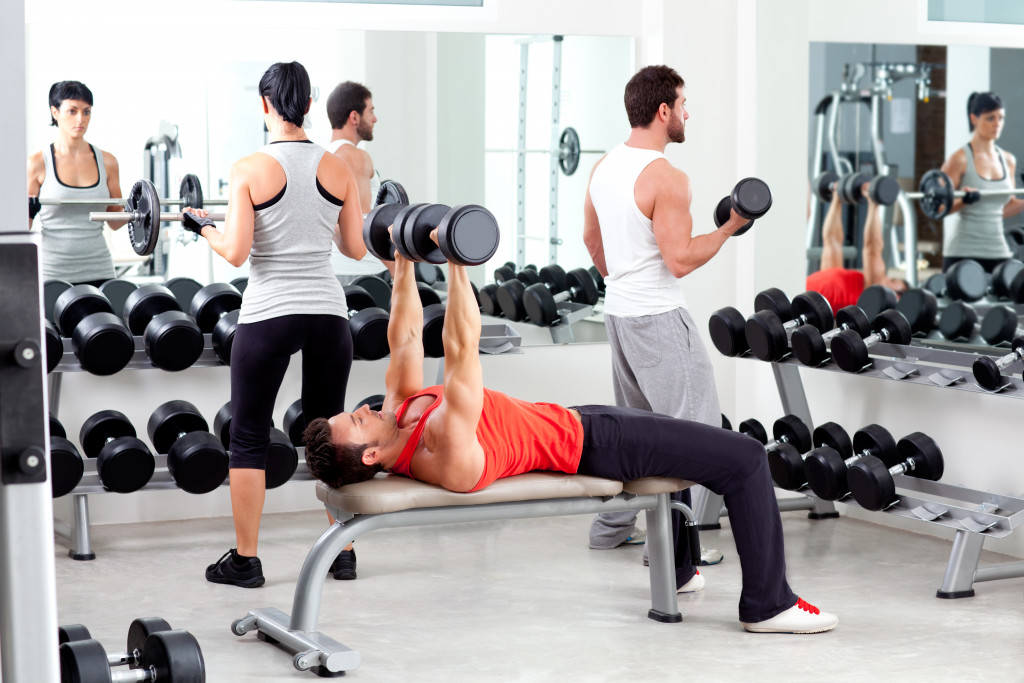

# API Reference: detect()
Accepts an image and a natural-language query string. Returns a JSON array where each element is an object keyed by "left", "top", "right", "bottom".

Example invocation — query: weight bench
[{"left": 232, "top": 472, "right": 696, "bottom": 677}]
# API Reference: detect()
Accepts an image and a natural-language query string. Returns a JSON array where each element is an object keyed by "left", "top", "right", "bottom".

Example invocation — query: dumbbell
[
  {"left": 803, "top": 424, "right": 898, "bottom": 502},
  {"left": 924, "top": 260, "right": 987, "bottom": 302},
  {"left": 895, "top": 288, "right": 941, "bottom": 337},
  {"left": 59, "top": 629, "right": 205, "bottom": 682},
  {"left": 937, "top": 301, "right": 982, "bottom": 342},
  {"left": 836, "top": 172, "right": 901, "bottom": 206},
  {"left": 829, "top": 309, "right": 912, "bottom": 373},
  {"left": 708, "top": 306, "right": 750, "bottom": 357},
  {"left": 522, "top": 267, "right": 600, "bottom": 326},
  {"left": 58, "top": 617, "right": 172, "bottom": 669},
  {"left": 283, "top": 400, "right": 308, "bottom": 447},
  {"left": 790, "top": 305, "right": 871, "bottom": 366},
  {"left": 99, "top": 279, "right": 140, "bottom": 319},
  {"left": 744, "top": 290, "right": 834, "bottom": 362},
  {"left": 855, "top": 285, "right": 898, "bottom": 322},
  {"left": 493, "top": 264, "right": 537, "bottom": 285},
  {"left": 53, "top": 284, "right": 135, "bottom": 375},
  {"left": 720, "top": 414, "right": 732, "bottom": 431},
  {"left": 418, "top": 282, "right": 443, "bottom": 308},
  {"left": 49, "top": 415, "right": 84, "bottom": 498},
  {"left": 354, "top": 394, "right": 386, "bottom": 412},
  {"left": 229, "top": 276, "right": 249, "bottom": 296},
  {"left": 189, "top": 283, "right": 242, "bottom": 365},
  {"left": 423, "top": 303, "right": 446, "bottom": 357},
  {"left": 972, "top": 337, "right": 1024, "bottom": 391},
  {"left": 768, "top": 422, "right": 852, "bottom": 491},
  {"left": 123, "top": 285, "right": 204, "bottom": 372},
  {"left": 388, "top": 202, "right": 501, "bottom": 266},
  {"left": 45, "top": 319, "right": 63, "bottom": 373},
  {"left": 988, "top": 258, "right": 1024, "bottom": 300},
  {"left": 147, "top": 401, "right": 229, "bottom": 494},
  {"left": 737, "top": 415, "right": 812, "bottom": 455},
  {"left": 213, "top": 402, "right": 297, "bottom": 489},
  {"left": 414, "top": 262, "right": 445, "bottom": 286},
  {"left": 164, "top": 276, "right": 204, "bottom": 313},
  {"left": 588, "top": 266, "right": 605, "bottom": 296},
  {"left": 362, "top": 203, "right": 406, "bottom": 262},
  {"left": 847, "top": 432, "right": 944, "bottom": 511},
  {"left": 44, "top": 279, "right": 72, "bottom": 324},
  {"left": 345, "top": 284, "right": 390, "bottom": 361},
  {"left": 350, "top": 274, "right": 392, "bottom": 310},
  {"left": 980, "top": 305, "right": 1024, "bottom": 346},
  {"left": 79, "top": 410, "right": 156, "bottom": 494},
  {"left": 478, "top": 283, "right": 502, "bottom": 316},
  {"left": 811, "top": 170, "right": 840, "bottom": 203},
  {"left": 712, "top": 177, "right": 773, "bottom": 236}
]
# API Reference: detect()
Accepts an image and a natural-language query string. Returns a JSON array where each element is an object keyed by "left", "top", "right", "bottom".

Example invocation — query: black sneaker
[
  {"left": 328, "top": 549, "right": 357, "bottom": 580},
  {"left": 206, "top": 549, "right": 265, "bottom": 588}
]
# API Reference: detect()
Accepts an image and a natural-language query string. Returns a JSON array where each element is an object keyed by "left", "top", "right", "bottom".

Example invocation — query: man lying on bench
[{"left": 302, "top": 236, "right": 838, "bottom": 634}]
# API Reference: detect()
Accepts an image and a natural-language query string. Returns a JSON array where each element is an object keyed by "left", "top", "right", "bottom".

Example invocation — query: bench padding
[{"left": 316, "top": 472, "right": 694, "bottom": 515}]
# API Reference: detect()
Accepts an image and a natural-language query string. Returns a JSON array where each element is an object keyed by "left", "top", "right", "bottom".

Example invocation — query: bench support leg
[{"left": 645, "top": 492, "right": 682, "bottom": 623}]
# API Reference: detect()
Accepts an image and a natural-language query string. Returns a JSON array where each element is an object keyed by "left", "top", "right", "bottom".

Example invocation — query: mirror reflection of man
[{"left": 326, "top": 81, "right": 379, "bottom": 213}]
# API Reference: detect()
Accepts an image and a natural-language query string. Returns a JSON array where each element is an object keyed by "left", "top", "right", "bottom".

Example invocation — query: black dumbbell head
[
  {"left": 50, "top": 436, "right": 84, "bottom": 498},
  {"left": 839, "top": 172, "right": 870, "bottom": 203},
  {"left": 588, "top": 265, "right": 605, "bottom": 294},
  {"left": 812, "top": 421, "right": 851, "bottom": 456},
  {"left": 991, "top": 259, "right": 1024, "bottom": 299},
  {"left": 436, "top": 204, "right": 501, "bottom": 266},
  {"left": 96, "top": 436, "right": 155, "bottom": 494},
  {"left": 351, "top": 274, "right": 392, "bottom": 310},
  {"left": 230, "top": 276, "right": 249, "bottom": 295},
  {"left": 355, "top": 394, "right": 387, "bottom": 412},
  {"left": 924, "top": 272, "right": 947, "bottom": 297},
  {"left": 745, "top": 311, "right": 789, "bottom": 362},
  {"left": 45, "top": 320, "right": 62, "bottom": 373},
  {"left": 738, "top": 418, "right": 768, "bottom": 445},
  {"left": 417, "top": 283, "right": 442, "bottom": 308},
  {"left": 828, "top": 328, "right": 870, "bottom": 373},
  {"left": 708, "top": 307, "right": 749, "bottom": 357},
  {"left": 856, "top": 285, "right": 897, "bottom": 322},
  {"left": 896, "top": 288, "right": 938, "bottom": 335},
  {"left": 516, "top": 268, "right": 541, "bottom": 285},
  {"left": 713, "top": 195, "right": 754, "bottom": 234},
  {"left": 350, "top": 307, "right": 390, "bottom": 360},
  {"left": 868, "top": 175, "right": 900, "bottom": 206},
  {"left": 147, "top": 400, "right": 208, "bottom": 455},
  {"left": 789, "top": 324, "right": 827, "bottom": 366},
  {"left": 873, "top": 308, "right": 912, "bottom": 345},
  {"left": 79, "top": 410, "right": 135, "bottom": 458},
  {"left": 144, "top": 311, "right": 203, "bottom": 372},
  {"left": 980, "top": 305, "right": 1018, "bottom": 346},
  {"left": 945, "top": 259, "right": 987, "bottom": 302},
  {"left": 167, "top": 431, "right": 228, "bottom": 494},
  {"left": 413, "top": 262, "right": 439, "bottom": 285},
  {"left": 58, "top": 624, "right": 92, "bottom": 644},
  {"left": 939, "top": 301, "right": 977, "bottom": 341},
  {"left": 408, "top": 204, "right": 451, "bottom": 264},
  {"left": 774, "top": 414, "right": 812, "bottom": 453},
  {"left": 791, "top": 291, "right": 834, "bottom": 332},
  {"left": 496, "top": 279, "right": 528, "bottom": 321},
  {"left": 767, "top": 442, "right": 806, "bottom": 490},
  {"left": 836, "top": 305, "right": 872, "bottom": 337},
  {"left": 853, "top": 424, "right": 898, "bottom": 466},
  {"left": 70, "top": 312, "right": 135, "bottom": 376},
  {"left": 50, "top": 414, "right": 66, "bottom": 439},
  {"left": 190, "top": 283, "right": 242, "bottom": 333},
  {"left": 478, "top": 283, "right": 501, "bottom": 316},
  {"left": 60, "top": 640, "right": 111, "bottom": 681},
  {"left": 53, "top": 284, "right": 113, "bottom": 336},
  {"left": 731, "top": 177, "right": 772, "bottom": 221},
  {"left": 523, "top": 283, "right": 559, "bottom": 327},
  {"left": 721, "top": 414, "right": 732, "bottom": 430},
  {"left": 493, "top": 265, "right": 515, "bottom": 283},
  {"left": 423, "top": 303, "right": 446, "bottom": 357},
  {"left": 214, "top": 402, "right": 234, "bottom": 450},
  {"left": 390, "top": 203, "right": 429, "bottom": 261},
  {"left": 375, "top": 178, "right": 409, "bottom": 207},
  {"left": 566, "top": 267, "right": 599, "bottom": 305},
  {"left": 812, "top": 170, "right": 838, "bottom": 203},
  {"left": 164, "top": 277, "right": 204, "bottom": 313},
  {"left": 283, "top": 399, "right": 306, "bottom": 447},
  {"left": 99, "top": 279, "right": 139, "bottom": 318},
  {"left": 126, "top": 618, "right": 173, "bottom": 668},
  {"left": 804, "top": 445, "right": 851, "bottom": 501},
  {"left": 343, "top": 284, "right": 377, "bottom": 313},
  {"left": 897, "top": 432, "right": 944, "bottom": 482},
  {"left": 139, "top": 629, "right": 206, "bottom": 681},
  {"left": 212, "top": 309, "right": 240, "bottom": 365},
  {"left": 363, "top": 202, "right": 406, "bottom": 261},
  {"left": 972, "top": 355, "right": 1005, "bottom": 391},
  {"left": 44, "top": 279, "right": 72, "bottom": 324},
  {"left": 266, "top": 428, "right": 299, "bottom": 489},
  {"left": 753, "top": 288, "right": 792, "bottom": 320},
  {"left": 847, "top": 454, "right": 897, "bottom": 511},
  {"left": 539, "top": 265, "right": 568, "bottom": 292}
]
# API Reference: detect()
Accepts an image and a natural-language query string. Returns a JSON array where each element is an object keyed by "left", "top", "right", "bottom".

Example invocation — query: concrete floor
[{"left": 54, "top": 505, "right": 1024, "bottom": 682}]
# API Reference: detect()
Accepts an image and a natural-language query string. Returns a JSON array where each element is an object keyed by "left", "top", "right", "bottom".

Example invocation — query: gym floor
[{"left": 51, "top": 503, "right": 1022, "bottom": 682}]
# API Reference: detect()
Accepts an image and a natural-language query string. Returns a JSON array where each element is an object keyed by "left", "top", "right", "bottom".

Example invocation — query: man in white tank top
[{"left": 582, "top": 66, "right": 749, "bottom": 578}]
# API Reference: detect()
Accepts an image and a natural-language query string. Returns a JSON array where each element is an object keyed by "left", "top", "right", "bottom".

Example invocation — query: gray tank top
[
  {"left": 37, "top": 143, "right": 116, "bottom": 282},
  {"left": 944, "top": 143, "right": 1013, "bottom": 259},
  {"left": 239, "top": 141, "right": 349, "bottom": 323}
]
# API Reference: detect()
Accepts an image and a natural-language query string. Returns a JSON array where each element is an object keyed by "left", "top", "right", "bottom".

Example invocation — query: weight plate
[
  {"left": 917, "top": 169, "right": 955, "bottom": 220},
  {"left": 126, "top": 618, "right": 172, "bottom": 669},
  {"left": 829, "top": 328, "right": 869, "bottom": 373},
  {"left": 767, "top": 442, "right": 805, "bottom": 490},
  {"left": 408, "top": 203, "right": 451, "bottom": 264},
  {"left": 99, "top": 279, "right": 139, "bottom": 319},
  {"left": 848, "top": 455, "right": 897, "bottom": 511},
  {"left": 391, "top": 203, "right": 429, "bottom": 261},
  {"left": 745, "top": 311, "right": 789, "bottom": 362},
  {"left": 126, "top": 178, "right": 161, "bottom": 256},
  {"left": 708, "top": 307, "right": 748, "bottom": 357},
  {"left": 559, "top": 126, "right": 581, "bottom": 176},
  {"left": 731, "top": 177, "right": 772, "bottom": 220},
  {"left": 179, "top": 173, "right": 204, "bottom": 210},
  {"left": 73, "top": 313, "right": 135, "bottom": 376},
  {"left": 478, "top": 283, "right": 501, "bottom": 316},
  {"left": 945, "top": 259, "right": 987, "bottom": 302},
  {"left": 873, "top": 308, "right": 912, "bottom": 345},
  {"left": 539, "top": 265, "right": 568, "bottom": 293},
  {"left": 436, "top": 205, "right": 501, "bottom": 266},
  {"left": 60, "top": 639, "right": 112, "bottom": 683},
  {"left": 804, "top": 446, "right": 849, "bottom": 501},
  {"left": 375, "top": 179, "right": 409, "bottom": 207},
  {"left": 363, "top": 203, "right": 405, "bottom": 261},
  {"left": 496, "top": 279, "right": 528, "bottom": 321},
  {"left": 853, "top": 424, "right": 897, "bottom": 467},
  {"left": 422, "top": 303, "right": 446, "bottom": 356},
  {"left": 266, "top": 429, "right": 299, "bottom": 489},
  {"left": 54, "top": 285, "right": 113, "bottom": 337}
]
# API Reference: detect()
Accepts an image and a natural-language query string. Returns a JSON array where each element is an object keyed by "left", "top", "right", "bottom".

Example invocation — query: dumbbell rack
[
  {"left": 50, "top": 325, "right": 525, "bottom": 561},
  {"left": 754, "top": 345, "right": 1024, "bottom": 598}
]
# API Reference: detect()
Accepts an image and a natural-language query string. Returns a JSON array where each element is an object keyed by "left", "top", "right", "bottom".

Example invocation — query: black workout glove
[
  {"left": 962, "top": 190, "right": 981, "bottom": 205},
  {"left": 182, "top": 211, "right": 215, "bottom": 236},
  {"left": 28, "top": 196, "right": 41, "bottom": 221}
]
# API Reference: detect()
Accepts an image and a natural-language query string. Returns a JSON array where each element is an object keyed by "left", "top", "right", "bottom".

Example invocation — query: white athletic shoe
[
  {"left": 741, "top": 598, "right": 838, "bottom": 634},
  {"left": 699, "top": 545, "right": 724, "bottom": 565},
  {"left": 622, "top": 528, "right": 647, "bottom": 545},
  {"left": 677, "top": 570, "right": 705, "bottom": 593}
]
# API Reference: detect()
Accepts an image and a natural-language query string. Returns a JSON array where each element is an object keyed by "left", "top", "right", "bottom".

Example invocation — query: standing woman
[
  {"left": 184, "top": 62, "right": 367, "bottom": 587},
  {"left": 941, "top": 91, "right": 1024, "bottom": 272},
  {"left": 27, "top": 80, "right": 126, "bottom": 285}
]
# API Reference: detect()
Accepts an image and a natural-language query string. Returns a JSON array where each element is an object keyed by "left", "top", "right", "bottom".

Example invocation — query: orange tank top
[
  {"left": 389, "top": 386, "right": 585, "bottom": 492},
  {"left": 806, "top": 268, "right": 865, "bottom": 312}
]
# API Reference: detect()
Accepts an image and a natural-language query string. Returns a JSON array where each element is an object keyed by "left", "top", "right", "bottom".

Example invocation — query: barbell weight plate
[
  {"left": 775, "top": 415, "right": 813, "bottom": 453},
  {"left": 422, "top": 303, "right": 446, "bottom": 357},
  {"left": 945, "top": 259, "right": 987, "bottom": 302},
  {"left": 375, "top": 179, "right": 409, "bottom": 207},
  {"left": 868, "top": 175, "right": 900, "bottom": 206},
  {"left": 895, "top": 289, "right": 938, "bottom": 335},
  {"left": 559, "top": 126, "right": 581, "bottom": 176},
  {"left": 139, "top": 630, "right": 206, "bottom": 682},
  {"left": 147, "top": 400, "right": 209, "bottom": 455},
  {"left": 126, "top": 178, "right": 161, "bottom": 256},
  {"left": 731, "top": 177, "right": 772, "bottom": 220},
  {"left": 811, "top": 422, "right": 851, "bottom": 457},
  {"left": 917, "top": 168, "right": 955, "bottom": 220},
  {"left": 179, "top": 174, "right": 204, "bottom": 210},
  {"left": 350, "top": 275, "right": 392, "bottom": 310},
  {"left": 435, "top": 205, "right": 501, "bottom": 266},
  {"left": 812, "top": 170, "right": 839, "bottom": 204},
  {"left": 98, "top": 279, "right": 139, "bottom": 319},
  {"left": 363, "top": 203, "right": 406, "bottom": 261},
  {"left": 708, "top": 307, "right": 748, "bottom": 357},
  {"left": 59, "top": 639, "right": 114, "bottom": 683},
  {"left": 266, "top": 428, "right": 299, "bottom": 489},
  {"left": 792, "top": 290, "right": 834, "bottom": 332},
  {"left": 753, "top": 288, "right": 792, "bottom": 321},
  {"left": 852, "top": 424, "right": 898, "bottom": 467},
  {"left": 738, "top": 418, "right": 769, "bottom": 445},
  {"left": 855, "top": 285, "right": 897, "bottom": 322},
  {"left": 50, "top": 437, "right": 84, "bottom": 498}
]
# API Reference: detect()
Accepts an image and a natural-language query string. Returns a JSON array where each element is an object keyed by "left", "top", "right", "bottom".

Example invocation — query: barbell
[
  {"left": 34, "top": 174, "right": 227, "bottom": 208},
  {"left": 907, "top": 169, "right": 1024, "bottom": 220},
  {"left": 489, "top": 126, "right": 603, "bottom": 176}
]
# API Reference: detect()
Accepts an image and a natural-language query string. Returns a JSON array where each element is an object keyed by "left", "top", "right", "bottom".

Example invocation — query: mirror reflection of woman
[
  {"left": 26, "top": 80, "right": 126, "bottom": 285},
  {"left": 940, "top": 91, "right": 1024, "bottom": 272}
]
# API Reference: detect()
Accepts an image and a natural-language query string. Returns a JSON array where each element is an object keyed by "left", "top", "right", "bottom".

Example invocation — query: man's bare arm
[
  {"left": 582, "top": 156, "right": 607, "bottom": 275},
  {"left": 383, "top": 249, "right": 424, "bottom": 413},
  {"left": 819, "top": 184, "right": 845, "bottom": 271}
]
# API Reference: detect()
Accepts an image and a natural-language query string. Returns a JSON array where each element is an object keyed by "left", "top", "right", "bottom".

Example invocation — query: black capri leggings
[{"left": 229, "top": 314, "right": 353, "bottom": 469}]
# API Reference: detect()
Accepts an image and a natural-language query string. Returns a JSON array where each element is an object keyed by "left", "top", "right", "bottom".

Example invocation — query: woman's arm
[
  {"left": 101, "top": 152, "right": 127, "bottom": 230},
  {"left": 940, "top": 149, "right": 971, "bottom": 216},
  {"left": 1002, "top": 153, "right": 1024, "bottom": 219},
  {"left": 198, "top": 160, "right": 255, "bottom": 268},
  {"left": 26, "top": 152, "right": 44, "bottom": 229}
]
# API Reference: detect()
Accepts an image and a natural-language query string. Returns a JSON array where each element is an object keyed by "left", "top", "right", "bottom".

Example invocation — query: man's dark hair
[
  {"left": 967, "top": 91, "right": 1003, "bottom": 132},
  {"left": 326, "top": 81, "right": 373, "bottom": 129},
  {"left": 48, "top": 81, "right": 93, "bottom": 126},
  {"left": 302, "top": 417, "right": 381, "bottom": 488},
  {"left": 258, "top": 61, "right": 311, "bottom": 128},
  {"left": 623, "top": 65, "right": 685, "bottom": 129}
]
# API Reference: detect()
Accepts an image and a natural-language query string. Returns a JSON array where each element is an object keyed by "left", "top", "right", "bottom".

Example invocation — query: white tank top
[
  {"left": 326, "top": 138, "right": 385, "bottom": 275},
  {"left": 589, "top": 143, "right": 688, "bottom": 317}
]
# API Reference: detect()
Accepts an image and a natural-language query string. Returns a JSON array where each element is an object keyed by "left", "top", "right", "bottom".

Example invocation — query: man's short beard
[
  {"left": 668, "top": 118, "right": 685, "bottom": 143},
  {"left": 357, "top": 118, "right": 374, "bottom": 142}
]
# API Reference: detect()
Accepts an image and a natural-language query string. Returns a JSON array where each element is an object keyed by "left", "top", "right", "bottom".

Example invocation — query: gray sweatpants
[{"left": 589, "top": 307, "right": 721, "bottom": 549}]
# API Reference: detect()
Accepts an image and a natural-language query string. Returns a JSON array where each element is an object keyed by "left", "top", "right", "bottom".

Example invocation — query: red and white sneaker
[
  {"left": 677, "top": 570, "right": 705, "bottom": 594},
  {"left": 740, "top": 598, "right": 837, "bottom": 633}
]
